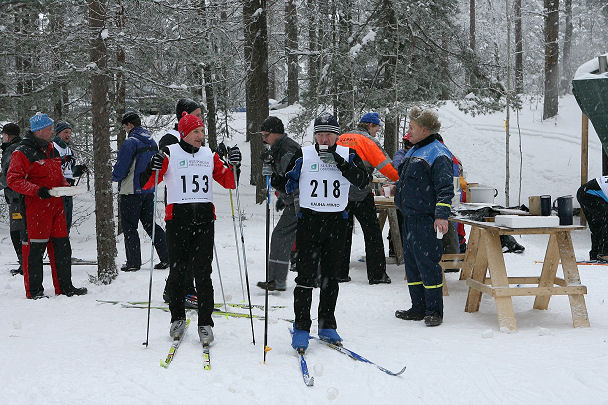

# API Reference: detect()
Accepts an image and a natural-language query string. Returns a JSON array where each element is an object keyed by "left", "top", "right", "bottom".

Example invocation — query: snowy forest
[{"left": 0, "top": 0, "right": 607, "bottom": 283}]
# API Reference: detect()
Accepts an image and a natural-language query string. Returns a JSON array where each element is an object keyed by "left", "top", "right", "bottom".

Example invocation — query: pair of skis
[
  {"left": 290, "top": 329, "right": 406, "bottom": 387},
  {"left": 160, "top": 319, "right": 211, "bottom": 370}
]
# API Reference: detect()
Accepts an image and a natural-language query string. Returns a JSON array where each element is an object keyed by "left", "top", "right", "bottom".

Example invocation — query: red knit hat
[{"left": 178, "top": 111, "right": 204, "bottom": 138}]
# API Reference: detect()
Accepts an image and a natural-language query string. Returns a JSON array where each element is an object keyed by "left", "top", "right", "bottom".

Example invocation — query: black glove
[
  {"left": 260, "top": 149, "right": 273, "bottom": 164},
  {"left": 216, "top": 142, "right": 227, "bottom": 158},
  {"left": 63, "top": 155, "right": 75, "bottom": 165},
  {"left": 228, "top": 146, "right": 242, "bottom": 166},
  {"left": 275, "top": 198, "right": 286, "bottom": 212},
  {"left": 150, "top": 152, "right": 165, "bottom": 170},
  {"left": 38, "top": 187, "right": 52, "bottom": 199},
  {"left": 332, "top": 151, "right": 347, "bottom": 169}
]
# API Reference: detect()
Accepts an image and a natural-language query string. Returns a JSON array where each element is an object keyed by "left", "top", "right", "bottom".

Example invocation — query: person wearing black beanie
[{"left": 159, "top": 99, "right": 203, "bottom": 150}]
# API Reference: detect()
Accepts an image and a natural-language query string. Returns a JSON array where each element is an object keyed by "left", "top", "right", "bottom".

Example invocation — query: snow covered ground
[{"left": 2, "top": 95, "right": 607, "bottom": 405}]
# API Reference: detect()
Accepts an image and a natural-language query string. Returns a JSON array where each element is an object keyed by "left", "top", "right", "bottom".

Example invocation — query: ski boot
[
  {"left": 318, "top": 328, "right": 342, "bottom": 345},
  {"left": 169, "top": 319, "right": 187, "bottom": 340},
  {"left": 291, "top": 327, "right": 310, "bottom": 352},
  {"left": 198, "top": 325, "right": 214, "bottom": 345}
]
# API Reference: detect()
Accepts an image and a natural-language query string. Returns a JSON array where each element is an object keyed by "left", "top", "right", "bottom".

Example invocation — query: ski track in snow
[{"left": 2, "top": 95, "right": 608, "bottom": 404}]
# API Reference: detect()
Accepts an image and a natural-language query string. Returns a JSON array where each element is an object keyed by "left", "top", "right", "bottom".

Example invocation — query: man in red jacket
[{"left": 7, "top": 112, "right": 87, "bottom": 299}]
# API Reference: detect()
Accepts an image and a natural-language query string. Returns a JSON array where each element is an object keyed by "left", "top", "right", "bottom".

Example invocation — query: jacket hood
[
  {"left": 129, "top": 126, "right": 154, "bottom": 144},
  {"left": 1, "top": 136, "right": 21, "bottom": 152}
]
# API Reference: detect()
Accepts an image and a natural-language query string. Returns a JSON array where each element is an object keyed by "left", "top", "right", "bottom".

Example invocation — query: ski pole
[
  {"left": 212, "top": 242, "right": 229, "bottom": 316},
  {"left": 231, "top": 154, "right": 256, "bottom": 345},
  {"left": 143, "top": 169, "right": 160, "bottom": 347},
  {"left": 228, "top": 190, "right": 246, "bottom": 301},
  {"left": 263, "top": 173, "right": 271, "bottom": 363}
]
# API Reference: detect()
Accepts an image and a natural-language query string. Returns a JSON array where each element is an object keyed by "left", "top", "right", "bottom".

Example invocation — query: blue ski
[
  {"left": 289, "top": 328, "right": 314, "bottom": 386},
  {"left": 310, "top": 335, "right": 406, "bottom": 376}
]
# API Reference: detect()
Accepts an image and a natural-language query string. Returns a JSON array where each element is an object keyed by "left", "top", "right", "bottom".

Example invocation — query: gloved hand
[
  {"left": 275, "top": 198, "right": 286, "bottom": 212},
  {"left": 260, "top": 149, "right": 273, "bottom": 164},
  {"left": 150, "top": 152, "right": 165, "bottom": 170},
  {"left": 228, "top": 146, "right": 242, "bottom": 166},
  {"left": 216, "top": 142, "right": 227, "bottom": 159},
  {"left": 332, "top": 151, "right": 347, "bottom": 168},
  {"left": 63, "top": 155, "right": 75, "bottom": 165},
  {"left": 38, "top": 187, "right": 52, "bottom": 199},
  {"left": 262, "top": 163, "right": 273, "bottom": 176}
]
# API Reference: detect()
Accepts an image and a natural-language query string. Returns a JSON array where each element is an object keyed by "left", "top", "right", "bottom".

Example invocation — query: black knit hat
[
  {"left": 121, "top": 109, "right": 140, "bottom": 125},
  {"left": 54, "top": 120, "right": 72, "bottom": 136},
  {"left": 313, "top": 112, "right": 340, "bottom": 134},
  {"left": 175, "top": 98, "right": 200, "bottom": 121},
  {"left": 260, "top": 116, "right": 284, "bottom": 134},
  {"left": 1, "top": 122, "right": 20, "bottom": 137}
]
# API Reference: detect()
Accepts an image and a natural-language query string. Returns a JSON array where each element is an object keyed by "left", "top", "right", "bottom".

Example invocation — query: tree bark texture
[
  {"left": 89, "top": 0, "right": 118, "bottom": 283},
  {"left": 543, "top": 0, "right": 559, "bottom": 119},
  {"left": 560, "top": 0, "right": 573, "bottom": 94},
  {"left": 514, "top": 0, "right": 523, "bottom": 93},
  {"left": 243, "top": 0, "right": 270, "bottom": 203},
  {"left": 285, "top": 0, "right": 299, "bottom": 104}
]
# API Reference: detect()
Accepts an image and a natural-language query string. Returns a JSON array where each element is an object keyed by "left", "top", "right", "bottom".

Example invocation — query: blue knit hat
[
  {"left": 54, "top": 120, "right": 72, "bottom": 136},
  {"left": 360, "top": 112, "right": 381, "bottom": 126},
  {"left": 30, "top": 112, "right": 54, "bottom": 132}
]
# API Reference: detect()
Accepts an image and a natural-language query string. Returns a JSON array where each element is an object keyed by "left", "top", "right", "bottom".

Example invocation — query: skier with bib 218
[{"left": 285, "top": 113, "right": 370, "bottom": 352}]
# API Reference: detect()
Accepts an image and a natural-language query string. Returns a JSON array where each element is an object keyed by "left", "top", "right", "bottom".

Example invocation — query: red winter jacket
[{"left": 7, "top": 131, "right": 69, "bottom": 197}]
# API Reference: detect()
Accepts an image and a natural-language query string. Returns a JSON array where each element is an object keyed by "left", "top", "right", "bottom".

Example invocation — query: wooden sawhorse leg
[
  {"left": 485, "top": 229, "right": 516, "bottom": 331},
  {"left": 556, "top": 231, "right": 590, "bottom": 328}
]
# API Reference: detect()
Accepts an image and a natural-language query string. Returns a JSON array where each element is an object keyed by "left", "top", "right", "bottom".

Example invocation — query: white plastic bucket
[{"left": 468, "top": 186, "right": 498, "bottom": 203}]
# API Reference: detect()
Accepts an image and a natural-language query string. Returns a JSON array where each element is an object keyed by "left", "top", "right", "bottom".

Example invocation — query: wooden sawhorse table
[
  {"left": 451, "top": 217, "right": 590, "bottom": 331},
  {"left": 374, "top": 196, "right": 404, "bottom": 265}
]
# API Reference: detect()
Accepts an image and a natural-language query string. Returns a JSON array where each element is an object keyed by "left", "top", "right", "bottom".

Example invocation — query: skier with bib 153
[
  {"left": 140, "top": 111, "right": 241, "bottom": 345},
  {"left": 285, "top": 113, "right": 370, "bottom": 352}
]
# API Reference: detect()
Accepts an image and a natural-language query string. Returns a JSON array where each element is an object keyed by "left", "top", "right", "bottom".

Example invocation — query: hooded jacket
[
  {"left": 112, "top": 126, "right": 158, "bottom": 194},
  {"left": 0, "top": 136, "right": 22, "bottom": 203},
  {"left": 268, "top": 133, "right": 301, "bottom": 206}
]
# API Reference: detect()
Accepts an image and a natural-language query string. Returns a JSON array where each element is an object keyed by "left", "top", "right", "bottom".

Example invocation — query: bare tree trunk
[
  {"left": 89, "top": 0, "right": 118, "bottom": 283},
  {"left": 560, "top": 0, "right": 573, "bottom": 94},
  {"left": 514, "top": 0, "right": 523, "bottom": 93},
  {"left": 468, "top": 0, "right": 476, "bottom": 89},
  {"left": 285, "top": 0, "right": 299, "bottom": 104},
  {"left": 543, "top": 0, "right": 559, "bottom": 120},
  {"left": 114, "top": 2, "right": 126, "bottom": 236},
  {"left": 203, "top": 66, "right": 218, "bottom": 149},
  {"left": 243, "top": 0, "right": 270, "bottom": 203},
  {"left": 307, "top": 0, "right": 318, "bottom": 96},
  {"left": 380, "top": 0, "right": 399, "bottom": 157},
  {"left": 440, "top": 31, "right": 450, "bottom": 100}
]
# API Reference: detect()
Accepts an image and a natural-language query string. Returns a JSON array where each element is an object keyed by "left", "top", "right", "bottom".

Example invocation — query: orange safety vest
[{"left": 337, "top": 132, "right": 399, "bottom": 182}]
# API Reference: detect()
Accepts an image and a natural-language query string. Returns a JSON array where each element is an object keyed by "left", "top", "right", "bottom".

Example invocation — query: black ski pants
[
  {"left": 338, "top": 193, "right": 386, "bottom": 281},
  {"left": 577, "top": 183, "right": 608, "bottom": 259},
  {"left": 166, "top": 216, "right": 214, "bottom": 327},
  {"left": 294, "top": 209, "right": 347, "bottom": 331},
  {"left": 23, "top": 237, "right": 72, "bottom": 297}
]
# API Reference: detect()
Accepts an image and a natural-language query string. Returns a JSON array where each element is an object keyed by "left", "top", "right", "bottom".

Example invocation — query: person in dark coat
[
  {"left": 112, "top": 110, "right": 169, "bottom": 272},
  {"left": 286, "top": 113, "right": 370, "bottom": 352},
  {"left": 52, "top": 120, "right": 88, "bottom": 233},
  {"left": 394, "top": 107, "right": 454, "bottom": 327},
  {"left": 1, "top": 123, "right": 24, "bottom": 275},
  {"left": 577, "top": 176, "right": 608, "bottom": 261},
  {"left": 141, "top": 112, "right": 241, "bottom": 344},
  {"left": 256, "top": 116, "right": 301, "bottom": 292},
  {"left": 7, "top": 113, "right": 87, "bottom": 299}
]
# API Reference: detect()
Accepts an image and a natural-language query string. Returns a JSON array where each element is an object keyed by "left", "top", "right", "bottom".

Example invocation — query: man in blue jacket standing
[
  {"left": 112, "top": 110, "right": 169, "bottom": 271},
  {"left": 394, "top": 107, "right": 454, "bottom": 327}
]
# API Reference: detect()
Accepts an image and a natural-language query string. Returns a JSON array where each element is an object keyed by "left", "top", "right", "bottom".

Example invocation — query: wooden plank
[
  {"left": 465, "top": 229, "right": 488, "bottom": 313},
  {"left": 460, "top": 226, "right": 481, "bottom": 280},
  {"left": 387, "top": 208, "right": 404, "bottom": 265},
  {"left": 484, "top": 277, "right": 541, "bottom": 285},
  {"left": 377, "top": 210, "right": 388, "bottom": 231},
  {"left": 442, "top": 254, "right": 465, "bottom": 261},
  {"left": 494, "top": 285, "right": 587, "bottom": 297},
  {"left": 466, "top": 278, "right": 493, "bottom": 296},
  {"left": 450, "top": 217, "right": 585, "bottom": 234},
  {"left": 484, "top": 229, "right": 517, "bottom": 331},
  {"left": 442, "top": 269, "right": 448, "bottom": 296},
  {"left": 556, "top": 231, "right": 591, "bottom": 328},
  {"left": 533, "top": 233, "right": 560, "bottom": 310}
]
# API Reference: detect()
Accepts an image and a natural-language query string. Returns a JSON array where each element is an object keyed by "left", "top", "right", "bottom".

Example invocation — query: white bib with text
[
  {"left": 165, "top": 144, "right": 214, "bottom": 204},
  {"left": 298, "top": 145, "right": 350, "bottom": 212},
  {"left": 597, "top": 175, "right": 608, "bottom": 198}
]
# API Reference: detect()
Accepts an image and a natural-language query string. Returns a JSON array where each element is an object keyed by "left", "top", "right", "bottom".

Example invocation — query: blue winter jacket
[
  {"left": 394, "top": 135, "right": 454, "bottom": 219},
  {"left": 112, "top": 126, "right": 158, "bottom": 194}
]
